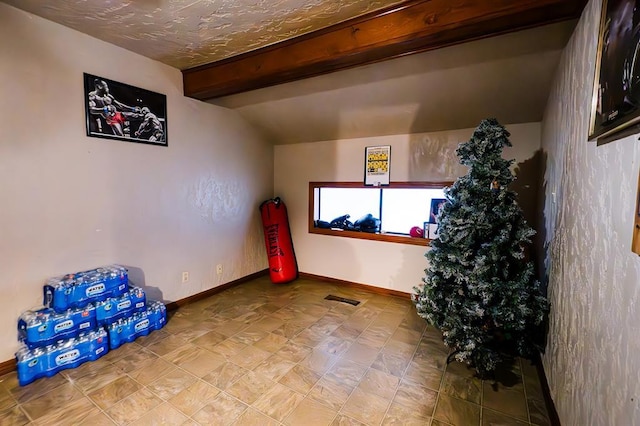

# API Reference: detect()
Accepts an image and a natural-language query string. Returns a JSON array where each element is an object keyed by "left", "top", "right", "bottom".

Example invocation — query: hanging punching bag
[{"left": 259, "top": 197, "right": 298, "bottom": 283}]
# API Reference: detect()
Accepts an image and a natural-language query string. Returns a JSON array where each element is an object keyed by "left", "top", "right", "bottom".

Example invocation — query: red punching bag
[{"left": 259, "top": 197, "right": 298, "bottom": 283}]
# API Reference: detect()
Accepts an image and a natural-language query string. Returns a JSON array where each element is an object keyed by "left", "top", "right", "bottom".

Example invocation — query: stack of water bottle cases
[{"left": 15, "top": 265, "right": 166, "bottom": 386}]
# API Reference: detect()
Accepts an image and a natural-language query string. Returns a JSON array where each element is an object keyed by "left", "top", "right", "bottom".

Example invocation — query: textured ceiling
[{"left": 1, "top": 0, "right": 404, "bottom": 70}]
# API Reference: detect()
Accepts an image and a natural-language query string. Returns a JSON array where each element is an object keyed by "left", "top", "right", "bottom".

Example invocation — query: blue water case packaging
[
  {"left": 16, "top": 327, "right": 108, "bottom": 386},
  {"left": 95, "top": 286, "right": 146, "bottom": 326},
  {"left": 43, "top": 265, "right": 128, "bottom": 312},
  {"left": 18, "top": 304, "right": 96, "bottom": 349},
  {"left": 108, "top": 301, "right": 166, "bottom": 350}
]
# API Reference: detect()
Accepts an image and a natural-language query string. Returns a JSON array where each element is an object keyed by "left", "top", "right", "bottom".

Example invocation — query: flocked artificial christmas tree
[{"left": 413, "top": 118, "right": 548, "bottom": 376}]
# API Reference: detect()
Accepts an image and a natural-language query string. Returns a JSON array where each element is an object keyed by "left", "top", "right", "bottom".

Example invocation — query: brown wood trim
[
  {"left": 308, "top": 181, "right": 452, "bottom": 246},
  {"left": 183, "top": 0, "right": 587, "bottom": 99},
  {"left": 165, "top": 269, "right": 269, "bottom": 311},
  {"left": 0, "top": 358, "right": 16, "bottom": 376},
  {"left": 299, "top": 272, "right": 412, "bottom": 300}
]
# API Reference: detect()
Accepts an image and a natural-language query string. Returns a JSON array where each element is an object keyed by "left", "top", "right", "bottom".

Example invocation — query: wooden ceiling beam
[{"left": 182, "top": 0, "right": 587, "bottom": 100}]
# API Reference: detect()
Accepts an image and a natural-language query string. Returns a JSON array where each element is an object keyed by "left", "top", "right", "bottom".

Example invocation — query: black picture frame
[
  {"left": 84, "top": 73, "right": 168, "bottom": 146},
  {"left": 429, "top": 198, "right": 446, "bottom": 223},
  {"left": 589, "top": 0, "right": 640, "bottom": 142}
]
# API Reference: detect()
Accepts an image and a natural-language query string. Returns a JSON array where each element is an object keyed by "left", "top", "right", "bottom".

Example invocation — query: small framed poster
[
  {"left": 364, "top": 145, "right": 390, "bottom": 186},
  {"left": 430, "top": 198, "right": 446, "bottom": 223}
]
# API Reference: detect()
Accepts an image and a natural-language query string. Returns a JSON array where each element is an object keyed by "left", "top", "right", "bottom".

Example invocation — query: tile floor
[{"left": 0, "top": 275, "right": 552, "bottom": 425}]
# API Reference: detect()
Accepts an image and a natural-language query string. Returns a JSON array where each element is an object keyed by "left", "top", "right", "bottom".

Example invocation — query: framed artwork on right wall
[{"left": 633, "top": 170, "right": 640, "bottom": 255}]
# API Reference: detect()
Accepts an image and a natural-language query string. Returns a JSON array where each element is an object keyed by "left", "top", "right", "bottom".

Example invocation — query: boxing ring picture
[
  {"left": 84, "top": 73, "right": 168, "bottom": 146},
  {"left": 589, "top": 0, "right": 640, "bottom": 143}
]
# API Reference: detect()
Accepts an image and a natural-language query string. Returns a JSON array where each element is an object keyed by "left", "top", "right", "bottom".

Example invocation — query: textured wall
[
  {"left": 541, "top": 0, "right": 640, "bottom": 424},
  {"left": 274, "top": 123, "right": 541, "bottom": 294},
  {"left": 0, "top": 4, "right": 272, "bottom": 362}
]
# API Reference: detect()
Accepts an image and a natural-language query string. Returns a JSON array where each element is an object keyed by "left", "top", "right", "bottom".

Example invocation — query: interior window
[{"left": 309, "top": 182, "right": 452, "bottom": 246}]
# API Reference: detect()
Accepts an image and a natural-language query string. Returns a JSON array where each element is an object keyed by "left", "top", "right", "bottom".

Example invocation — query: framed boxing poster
[
  {"left": 633, "top": 170, "right": 640, "bottom": 255},
  {"left": 589, "top": 0, "right": 640, "bottom": 143},
  {"left": 84, "top": 73, "right": 168, "bottom": 146}
]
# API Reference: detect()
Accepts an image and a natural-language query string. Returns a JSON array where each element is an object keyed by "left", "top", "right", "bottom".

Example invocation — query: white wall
[
  {"left": 0, "top": 4, "right": 272, "bottom": 362},
  {"left": 541, "top": 0, "right": 640, "bottom": 424},
  {"left": 274, "top": 123, "right": 541, "bottom": 294}
]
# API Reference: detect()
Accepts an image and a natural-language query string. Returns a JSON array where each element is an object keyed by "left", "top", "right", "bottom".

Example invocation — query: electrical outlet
[
  {"left": 216, "top": 264, "right": 223, "bottom": 275},
  {"left": 182, "top": 271, "right": 189, "bottom": 283}
]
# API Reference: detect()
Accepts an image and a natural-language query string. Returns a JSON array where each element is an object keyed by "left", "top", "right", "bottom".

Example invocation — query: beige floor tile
[
  {"left": 111, "top": 347, "right": 158, "bottom": 373},
  {"left": 202, "top": 361, "right": 248, "bottom": 390},
  {"left": 331, "top": 324, "right": 363, "bottom": 341},
  {"left": 284, "top": 396, "right": 338, "bottom": 426},
  {"left": 20, "top": 381, "right": 82, "bottom": 420},
  {"left": 106, "top": 388, "right": 163, "bottom": 426},
  {"left": 482, "top": 408, "right": 529, "bottom": 425},
  {"left": 147, "top": 368, "right": 198, "bottom": 400},
  {"left": 326, "top": 358, "right": 368, "bottom": 388},
  {"left": 216, "top": 319, "right": 250, "bottom": 337},
  {"left": 331, "top": 413, "right": 367, "bottom": 426},
  {"left": 278, "top": 365, "right": 323, "bottom": 393},
  {"left": 342, "top": 342, "right": 380, "bottom": 366},
  {"left": 393, "top": 379, "right": 438, "bottom": 418},
  {"left": 168, "top": 379, "right": 221, "bottom": 417},
  {"left": 308, "top": 375, "right": 355, "bottom": 411},
  {"left": 209, "top": 338, "right": 248, "bottom": 360},
  {"left": 276, "top": 341, "right": 312, "bottom": 363},
  {"left": 127, "top": 357, "right": 176, "bottom": 385},
  {"left": 299, "top": 349, "right": 339, "bottom": 374},
  {"left": 135, "top": 401, "right": 189, "bottom": 426},
  {"left": 357, "top": 328, "right": 391, "bottom": 349},
  {"left": 89, "top": 375, "right": 142, "bottom": 410},
  {"left": 0, "top": 387, "right": 16, "bottom": 411},
  {"left": 246, "top": 316, "right": 285, "bottom": 333},
  {"left": 145, "top": 334, "right": 189, "bottom": 357},
  {"left": 252, "top": 383, "right": 304, "bottom": 422},
  {"left": 316, "top": 335, "right": 353, "bottom": 356},
  {"left": 166, "top": 345, "right": 226, "bottom": 377},
  {"left": 434, "top": 394, "right": 480, "bottom": 426},
  {"left": 232, "top": 407, "right": 280, "bottom": 426},
  {"left": 403, "top": 360, "right": 444, "bottom": 391},
  {"left": 1, "top": 278, "right": 559, "bottom": 426},
  {"left": 252, "top": 332, "right": 289, "bottom": 353},
  {"left": 232, "top": 345, "right": 271, "bottom": 369},
  {"left": 191, "top": 330, "right": 228, "bottom": 351},
  {"left": 441, "top": 373, "right": 482, "bottom": 404},
  {"left": 482, "top": 381, "right": 528, "bottom": 421},
  {"left": 382, "top": 401, "right": 431, "bottom": 425},
  {"left": 340, "top": 388, "right": 390, "bottom": 426},
  {"left": 192, "top": 392, "right": 248, "bottom": 425},
  {"left": 230, "top": 329, "right": 270, "bottom": 345},
  {"left": 227, "top": 371, "right": 276, "bottom": 405},
  {"left": 357, "top": 368, "right": 399, "bottom": 400},
  {"left": 0, "top": 405, "right": 30, "bottom": 426},
  {"left": 82, "top": 410, "right": 117, "bottom": 425},
  {"left": 9, "top": 372, "right": 69, "bottom": 403},
  {"left": 370, "top": 350, "right": 411, "bottom": 378},
  {"left": 527, "top": 397, "right": 551, "bottom": 426},
  {"left": 252, "top": 354, "right": 296, "bottom": 381},
  {"left": 291, "top": 327, "right": 329, "bottom": 347},
  {"left": 33, "top": 397, "right": 101, "bottom": 426}
]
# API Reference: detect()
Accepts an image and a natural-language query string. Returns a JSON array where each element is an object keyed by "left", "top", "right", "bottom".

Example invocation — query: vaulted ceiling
[{"left": 3, "top": 0, "right": 586, "bottom": 143}]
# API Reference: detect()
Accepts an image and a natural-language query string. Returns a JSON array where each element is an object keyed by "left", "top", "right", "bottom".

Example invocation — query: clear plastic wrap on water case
[{"left": 43, "top": 265, "right": 128, "bottom": 312}]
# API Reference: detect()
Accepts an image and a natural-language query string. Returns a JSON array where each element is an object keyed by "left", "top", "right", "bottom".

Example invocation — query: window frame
[{"left": 308, "top": 181, "right": 453, "bottom": 246}]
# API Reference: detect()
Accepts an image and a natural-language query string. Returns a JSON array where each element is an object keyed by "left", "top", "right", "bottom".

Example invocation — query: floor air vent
[{"left": 325, "top": 295, "right": 360, "bottom": 306}]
